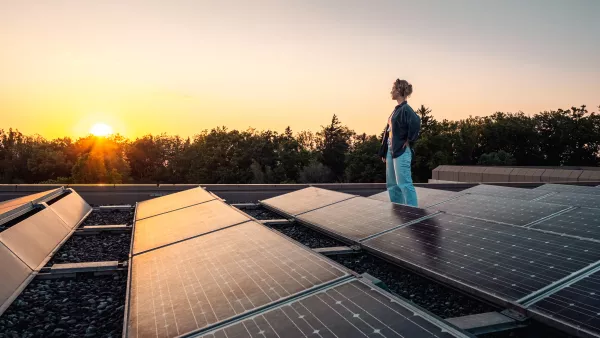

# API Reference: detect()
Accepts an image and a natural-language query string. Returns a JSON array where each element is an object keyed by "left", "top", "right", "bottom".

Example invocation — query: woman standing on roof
[{"left": 378, "top": 79, "right": 421, "bottom": 207}]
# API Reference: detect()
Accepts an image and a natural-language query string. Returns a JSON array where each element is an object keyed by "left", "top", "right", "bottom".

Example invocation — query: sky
[{"left": 1, "top": 0, "right": 599, "bottom": 139}]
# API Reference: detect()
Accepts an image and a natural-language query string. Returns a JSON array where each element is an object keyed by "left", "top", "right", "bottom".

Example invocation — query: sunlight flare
[{"left": 90, "top": 123, "right": 113, "bottom": 136}]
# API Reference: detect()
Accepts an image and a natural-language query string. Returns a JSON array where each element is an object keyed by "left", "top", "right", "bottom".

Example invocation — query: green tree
[
  {"left": 477, "top": 150, "right": 517, "bottom": 166},
  {"left": 316, "top": 115, "right": 354, "bottom": 182},
  {"left": 344, "top": 133, "right": 385, "bottom": 183}
]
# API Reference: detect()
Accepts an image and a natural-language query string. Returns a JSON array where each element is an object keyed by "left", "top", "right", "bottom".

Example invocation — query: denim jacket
[{"left": 378, "top": 101, "right": 421, "bottom": 159}]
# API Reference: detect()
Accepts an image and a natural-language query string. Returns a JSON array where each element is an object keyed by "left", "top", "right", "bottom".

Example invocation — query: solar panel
[
  {"left": 296, "top": 197, "right": 436, "bottom": 243},
  {"left": 433, "top": 194, "right": 569, "bottom": 226},
  {"left": 199, "top": 279, "right": 470, "bottom": 338},
  {"left": 0, "top": 242, "right": 32, "bottom": 315},
  {"left": 0, "top": 188, "right": 63, "bottom": 220},
  {"left": 135, "top": 187, "right": 216, "bottom": 221},
  {"left": 369, "top": 187, "right": 460, "bottom": 208},
  {"left": 362, "top": 214, "right": 600, "bottom": 303},
  {"left": 133, "top": 200, "right": 251, "bottom": 255},
  {"left": 536, "top": 191, "right": 600, "bottom": 209},
  {"left": 127, "top": 222, "right": 349, "bottom": 338},
  {"left": 462, "top": 184, "right": 552, "bottom": 201},
  {"left": 529, "top": 269, "right": 600, "bottom": 337},
  {"left": 535, "top": 184, "right": 600, "bottom": 196},
  {"left": 260, "top": 187, "right": 356, "bottom": 217},
  {"left": 46, "top": 189, "right": 92, "bottom": 229},
  {"left": 530, "top": 208, "right": 600, "bottom": 240},
  {"left": 0, "top": 207, "right": 71, "bottom": 270}
]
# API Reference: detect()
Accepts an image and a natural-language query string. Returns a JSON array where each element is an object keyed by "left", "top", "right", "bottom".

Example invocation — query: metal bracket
[
  {"left": 313, "top": 246, "right": 360, "bottom": 256},
  {"left": 260, "top": 219, "right": 293, "bottom": 226},
  {"left": 446, "top": 311, "right": 528, "bottom": 335}
]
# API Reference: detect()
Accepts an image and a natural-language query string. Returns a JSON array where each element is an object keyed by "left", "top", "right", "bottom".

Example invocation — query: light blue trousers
[{"left": 386, "top": 147, "right": 418, "bottom": 207}]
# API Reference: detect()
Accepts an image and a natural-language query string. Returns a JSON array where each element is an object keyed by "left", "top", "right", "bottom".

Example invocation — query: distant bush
[
  {"left": 298, "top": 161, "right": 334, "bottom": 183},
  {"left": 477, "top": 151, "right": 517, "bottom": 166}
]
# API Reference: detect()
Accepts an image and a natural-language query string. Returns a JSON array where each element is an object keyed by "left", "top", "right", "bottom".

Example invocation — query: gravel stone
[
  {"left": 330, "top": 253, "right": 496, "bottom": 318},
  {"left": 238, "top": 207, "right": 283, "bottom": 220},
  {"left": 46, "top": 233, "right": 131, "bottom": 266},
  {"left": 0, "top": 275, "right": 126, "bottom": 338},
  {"left": 481, "top": 322, "right": 573, "bottom": 338},
  {"left": 81, "top": 209, "right": 134, "bottom": 227},
  {"left": 268, "top": 223, "right": 345, "bottom": 248}
]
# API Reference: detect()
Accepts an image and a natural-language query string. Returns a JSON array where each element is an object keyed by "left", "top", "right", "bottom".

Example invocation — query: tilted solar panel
[
  {"left": 362, "top": 214, "right": 600, "bottom": 303},
  {"left": 462, "top": 184, "right": 552, "bottom": 201},
  {"left": 531, "top": 207, "right": 600, "bottom": 240},
  {"left": 46, "top": 189, "right": 92, "bottom": 229},
  {"left": 535, "top": 184, "right": 600, "bottom": 196},
  {"left": 132, "top": 200, "right": 251, "bottom": 255},
  {"left": 433, "top": 194, "right": 569, "bottom": 226},
  {"left": 0, "top": 207, "right": 71, "bottom": 270},
  {"left": 126, "top": 222, "right": 349, "bottom": 338},
  {"left": 369, "top": 187, "right": 460, "bottom": 208},
  {"left": 297, "top": 197, "right": 436, "bottom": 243},
  {"left": 199, "top": 279, "right": 471, "bottom": 338},
  {"left": 529, "top": 269, "right": 600, "bottom": 337},
  {"left": 0, "top": 242, "right": 32, "bottom": 315},
  {"left": 135, "top": 187, "right": 216, "bottom": 221},
  {"left": 0, "top": 188, "right": 63, "bottom": 220},
  {"left": 260, "top": 187, "right": 355, "bottom": 217},
  {"left": 536, "top": 191, "right": 600, "bottom": 209}
]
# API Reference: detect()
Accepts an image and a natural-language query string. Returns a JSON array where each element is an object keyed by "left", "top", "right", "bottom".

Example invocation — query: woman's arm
[{"left": 406, "top": 106, "right": 421, "bottom": 143}]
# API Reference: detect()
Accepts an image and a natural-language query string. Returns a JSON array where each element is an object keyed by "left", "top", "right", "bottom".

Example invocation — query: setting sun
[{"left": 90, "top": 123, "right": 113, "bottom": 137}]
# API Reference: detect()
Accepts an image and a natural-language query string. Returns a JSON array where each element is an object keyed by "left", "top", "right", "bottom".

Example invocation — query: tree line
[{"left": 1, "top": 105, "right": 598, "bottom": 184}]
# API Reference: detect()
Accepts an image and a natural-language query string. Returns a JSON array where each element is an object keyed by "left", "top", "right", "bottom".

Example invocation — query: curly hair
[{"left": 391, "top": 79, "right": 413, "bottom": 99}]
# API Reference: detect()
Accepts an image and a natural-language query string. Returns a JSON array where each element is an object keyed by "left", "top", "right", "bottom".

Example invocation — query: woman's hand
[
  {"left": 381, "top": 157, "right": 386, "bottom": 163},
  {"left": 402, "top": 140, "right": 409, "bottom": 149}
]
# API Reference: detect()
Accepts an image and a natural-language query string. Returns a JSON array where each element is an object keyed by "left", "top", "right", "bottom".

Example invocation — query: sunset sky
[{"left": 1, "top": 0, "right": 598, "bottom": 139}]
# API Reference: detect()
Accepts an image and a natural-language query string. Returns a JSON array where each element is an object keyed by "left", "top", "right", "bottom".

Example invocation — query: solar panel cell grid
[
  {"left": 535, "top": 184, "right": 600, "bottom": 196},
  {"left": 260, "top": 187, "right": 355, "bottom": 217},
  {"left": 297, "top": 197, "right": 436, "bottom": 242},
  {"left": 462, "top": 184, "right": 552, "bottom": 201},
  {"left": 199, "top": 279, "right": 469, "bottom": 338},
  {"left": 369, "top": 187, "right": 459, "bottom": 208},
  {"left": 362, "top": 214, "right": 600, "bottom": 302},
  {"left": 127, "top": 222, "right": 349, "bottom": 338},
  {"left": 433, "top": 194, "right": 569, "bottom": 226},
  {"left": 132, "top": 200, "right": 251, "bottom": 255},
  {"left": 536, "top": 192, "right": 600, "bottom": 209},
  {"left": 135, "top": 187, "right": 215, "bottom": 221},
  {"left": 529, "top": 270, "right": 600, "bottom": 336},
  {"left": 531, "top": 208, "right": 600, "bottom": 241}
]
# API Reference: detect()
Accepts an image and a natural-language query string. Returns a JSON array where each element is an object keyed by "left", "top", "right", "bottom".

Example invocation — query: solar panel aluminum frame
[
  {"left": 0, "top": 187, "right": 65, "bottom": 226},
  {"left": 360, "top": 241, "right": 525, "bottom": 312},
  {"left": 135, "top": 187, "right": 218, "bottom": 222},
  {"left": 176, "top": 275, "right": 356, "bottom": 338},
  {"left": 122, "top": 203, "right": 138, "bottom": 338},
  {"left": 520, "top": 263, "right": 600, "bottom": 338},
  {"left": 28, "top": 197, "right": 93, "bottom": 272},
  {"left": 0, "top": 196, "right": 88, "bottom": 317},
  {"left": 131, "top": 199, "right": 254, "bottom": 256},
  {"left": 528, "top": 309, "right": 600, "bottom": 338},
  {"left": 3, "top": 204, "right": 80, "bottom": 272},
  {"left": 259, "top": 194, "right": 358, "bottom": 219},
  {"left": 0, "top": 245, "right": 34, "bottom": 317},
  {"left": 368, "top": 189, "right": 465, "bottom": 209},
  {"left": 189, "top": 277, "right": 475, "bottom": 338},
  {"left": 295, "top": 209, "right": 442, "bottom": 245},
  {"left": 122, "top": 209, "right": 356, "bottom": 338}
]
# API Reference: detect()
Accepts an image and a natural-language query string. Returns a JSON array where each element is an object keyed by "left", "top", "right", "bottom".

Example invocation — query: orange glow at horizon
[
  {"left": 90, "top": 123, "right": 113, "bottom": 137},
  {"left": 0, "top": 1, "right": 598, "bottom": 140}
]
